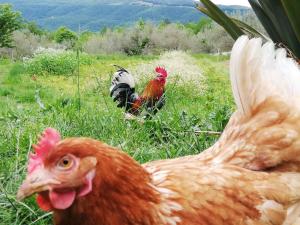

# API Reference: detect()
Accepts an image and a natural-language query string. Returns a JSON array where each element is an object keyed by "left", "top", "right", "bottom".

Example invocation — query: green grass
[{"left": 0, "top": 53, "right": 234, "bottom": 224}]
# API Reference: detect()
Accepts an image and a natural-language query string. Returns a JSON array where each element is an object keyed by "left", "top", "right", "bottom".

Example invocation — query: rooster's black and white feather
[{"left": 110, "top": 65, "right": 138, "bottom": 110}]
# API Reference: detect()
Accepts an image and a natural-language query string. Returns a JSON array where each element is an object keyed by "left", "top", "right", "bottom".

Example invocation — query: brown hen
[{"left": 17, "top": 36, "right": 300, "bottom": 225}]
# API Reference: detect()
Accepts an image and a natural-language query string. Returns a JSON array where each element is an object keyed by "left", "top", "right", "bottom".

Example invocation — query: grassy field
[{"left": 0, "top": 52, "right": 234, "bottom": 224}]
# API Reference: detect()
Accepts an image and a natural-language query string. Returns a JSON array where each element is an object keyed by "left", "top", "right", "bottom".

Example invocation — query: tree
[
  {"left": 0, "top": 4, "right": 22, "bottom": 48},
  {"left": 54, "top": 26, "right": 77, "bottom": 44},
  {"left": 159, "top": 19, "right": 171, "bottom": 28},
  {"left": 185, "top": 18, "right": 212, "bottom": 34},
  {"left": 26, "top": 21, "right": 44, "bottom": 36},
  {"left": 100, "top": 26, "right": 108, "bottom": 35}
]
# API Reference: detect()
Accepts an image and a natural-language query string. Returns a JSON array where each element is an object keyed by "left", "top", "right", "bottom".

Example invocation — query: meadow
[{"left": 0, "top": 50, "right": 234, "bottom": 224}]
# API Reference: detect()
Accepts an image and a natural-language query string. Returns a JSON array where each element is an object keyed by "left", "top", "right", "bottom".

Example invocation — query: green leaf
[
  {"left": 248, "top": 0, "right": 281, "bottom": 43},
  {"left": 230, "top": 18, "right": 270, "bottom": 41},
  {"left": 281, "top": 0, "right": 300, "bottom": 42},
  {"left": 257, "top": 0, "right": 300, "bottom": 59},
  {"left": 197, "top": 0, "right": 244, "bottom": 40}
]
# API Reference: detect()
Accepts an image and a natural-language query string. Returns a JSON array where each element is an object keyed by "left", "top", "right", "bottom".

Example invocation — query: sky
[{"left": 211, "top": 0, "right": 250, "bottom": 7}]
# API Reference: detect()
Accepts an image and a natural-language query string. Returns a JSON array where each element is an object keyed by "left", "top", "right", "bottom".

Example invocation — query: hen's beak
[{"left": 17, "top": 168, "right": 60, "bottom": 201}]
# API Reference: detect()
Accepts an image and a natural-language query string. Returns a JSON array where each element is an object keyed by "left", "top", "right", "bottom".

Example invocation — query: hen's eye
[
  {"left": 62, "top": 159, "right": 69, "bottom": 166},
  {"left": 58, "top": 156, "right": 74, "bottom": 170}
]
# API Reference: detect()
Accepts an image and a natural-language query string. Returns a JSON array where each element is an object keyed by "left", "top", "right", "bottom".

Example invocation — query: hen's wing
[{"left": 145, "top": 161, "right": 300, "bottom": 225}]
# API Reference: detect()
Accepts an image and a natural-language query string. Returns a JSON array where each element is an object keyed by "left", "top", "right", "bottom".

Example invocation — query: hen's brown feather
[
  {"left": 197, "top": 98, "right": 300, "bottom": 172},
  {"left": 51, "top": 139, "right": 300, "bottom": 225},
  {"left": 52, "top": 139, "right": 161, "bottom": 225},
  {"left": 146, "top": 161, "right": 300, "bottom": 225}
]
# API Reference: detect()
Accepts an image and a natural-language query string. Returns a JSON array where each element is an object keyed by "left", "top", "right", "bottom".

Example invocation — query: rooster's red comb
[
  {"left": 28, "top": 128, "right": 61, "bottom": 174},
  {"left": 155, "top": 66, "right": 168, "bottom": 78}
]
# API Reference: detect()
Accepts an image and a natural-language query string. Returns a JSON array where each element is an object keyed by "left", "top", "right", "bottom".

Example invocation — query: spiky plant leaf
[
  {"left": 281, "top": 0, "right": 300, "bottom": 42},
  {"left": 231, "top": 18, "right": 269, "bottom": 40},
  {"left": 196, "top": 0, "right": 300, "bottom": 59},
  {"left": 197, "top": 0, "right": 244, "bottom": 40},
  {"left": 248, "top": 0, "right": 281, "bottom": 43},
  {"left": 255, "top": 0, "right": 300, "bottom": 58}
]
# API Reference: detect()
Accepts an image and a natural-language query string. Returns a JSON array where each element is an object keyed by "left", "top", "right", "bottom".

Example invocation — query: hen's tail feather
[
  {"left": 198, "top": 36, "right": 300, "bottom": 171},
  {"left": 230, "top": 35, "right": 300, "bottom": 116}
]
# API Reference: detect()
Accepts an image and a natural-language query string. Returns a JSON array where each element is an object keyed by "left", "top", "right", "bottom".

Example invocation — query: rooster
[
  {"left": 110, "top": 65, "right": 168, "bottom": 117},
  {"left": 17, "top": 36, "right": 300, "bottom": 225}
]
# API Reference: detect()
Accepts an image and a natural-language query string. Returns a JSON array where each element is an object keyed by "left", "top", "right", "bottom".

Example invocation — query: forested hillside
[{"left": 0, "top": 0, "right": 250, "bottom": 30}]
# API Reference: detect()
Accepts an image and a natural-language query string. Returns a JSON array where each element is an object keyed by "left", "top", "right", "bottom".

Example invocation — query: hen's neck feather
[{"left": 53, "top": 146, "right": 160, "bottom": 225}]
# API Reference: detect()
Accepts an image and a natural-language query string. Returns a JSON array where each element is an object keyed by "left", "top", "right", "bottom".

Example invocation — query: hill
[{"left": 0, "top": 0, "right": 251, "bottom": 31}]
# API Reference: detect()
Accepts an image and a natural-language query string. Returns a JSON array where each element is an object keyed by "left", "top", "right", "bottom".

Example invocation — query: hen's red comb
[
  {"left": 155, "top": 67, "right": 168, "bottom": 78},
  {"left": 28, "top": 128, "right": 61, "bottom": 174}
]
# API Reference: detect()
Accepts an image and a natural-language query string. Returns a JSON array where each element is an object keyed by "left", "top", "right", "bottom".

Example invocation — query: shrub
[
  {"left": 83, "top": 29, "right": 125, "bottom": 54},
  {"left": 194, "top": 24, "right": 234, "bottom": 53},
  {"left": 82, "top": 21, "right": 239, "bottom": 55},
  {"left": 122, "top": 25, "right": 151, "bottom": 55},
  {"left": 0, "top": 30, "right": 67, "bottom": 59},
  {"left": 26, "top": 21, "right": 44, "bottom": 36},
  {"left": 184, "top": 18, "right": 213, "bottom": 34},
  {"left": 24, "top": 47, "right": 93, "bottom": 76},
  {"left": 148, "top": 24, "right": 196, "bottom": 53},
  {"left": 83, "top": 23, "right": 198, "bottom": 55},
  {"left": 11, "top": 30, "right": 46, "bottom": 59},
  {"left": 54, "top": 26, "right": 77, "bottom": 48}
]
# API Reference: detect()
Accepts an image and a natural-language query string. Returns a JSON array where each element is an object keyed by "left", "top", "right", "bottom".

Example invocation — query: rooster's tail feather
[
  {"left": 110, "top": 66, "right": 137, "bottom": 111},
  {"left": 110, "top": 65, "right": 135, "bottom": 93}
]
